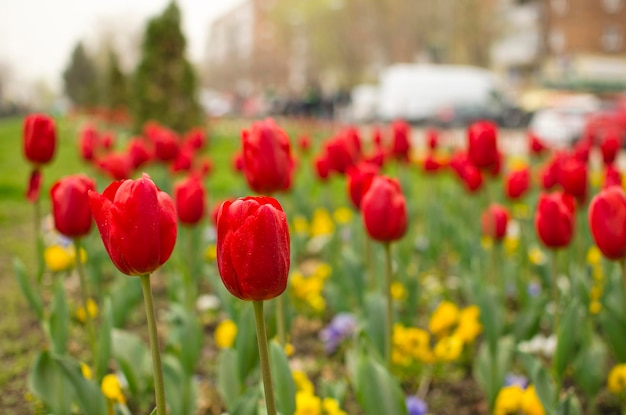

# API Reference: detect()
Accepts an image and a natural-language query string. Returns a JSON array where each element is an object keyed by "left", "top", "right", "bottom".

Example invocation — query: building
[{"left": 542, "top": 0, "right": 626, "bottom": 89}]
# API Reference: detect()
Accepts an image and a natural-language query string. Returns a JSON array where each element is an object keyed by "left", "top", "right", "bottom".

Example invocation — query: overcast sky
[{"left": 0, "top": 0, "right": 244, "bottom": 93}]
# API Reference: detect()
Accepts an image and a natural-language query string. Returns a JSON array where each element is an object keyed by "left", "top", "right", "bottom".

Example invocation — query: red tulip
[
  {"left": 604, "top": 165, "right": 623, "bottom": 189},
  {"left": 232, "top": 151, "right": 245, "bottom": 172},
  {"left": 314, "top": 154, "right": 330, "bottom": 181},
  {"left": 528, "top": 131, "right": 548, "bottom": 155},
  {"left": 79, "top": 124, "right": 100, "bottom": 161},
  {"left": 390, "top": 120, "right": 411, "bottom": 162},
  {"left": 361, "top": 176, "right": 408, "bottom": 242},
  {"left": 127, "top": 138, "right": 153, "bottom": 169},
  {"left": 216, "top": 196, "right": 290, "bottom": 301},
  {"left": 23, "top": 114, "right": 56, "bottom": 165},
  {"left": 467, "top": 121, "right": 499, "bottom": 170},
  {"left": 325, "top": 132, "right": 361, "bottom": 174},
  {"left": 450, "top": 152, "right": 483, "bottom": 193},
  {"left": 422, "top": 153, "right": 446, "bottom": 174},
  {"left": 101, "top": 132, "right": 116, "bottom": 151},
  {"left": 601, "top": 131, "right": 621, "bottom": 165},
  {"left": 51, "top": 174, "right": 95, "bottom": 238},
  {"left": 97, "top": 153, "right": 133, "bottom": 181},
  {"left": 88, "top": 173, "right": 177, "bottom": 276},
  {"left": 588, "top": 186, "right": 626, "bottom": 260},
  {"left": 481, "top": 204, "right": 509, "bottom": 241},
  {"left": 558, "top": 155, "right": 588, "bottom": 203},
  {"left": 170, "top": 148, "right": 194, "bottom": 173},
  {"left": 425, "top": 128, "right": 439, "bottom": 151},
  {"left": 241, "top": 119, "right": 294, "bottom": 194},
  {"left": 174, "top": 175, "right": 206, "bottom": 226},
  {"left": 183, "top": 128, "right": 207, "bottom": 151},
  {"left": 346, "top": 162, "right": 378, "bottom": 209},
  {"left": 152, "top": 128, "right": 180, "bottom": 162},
  {"left": 573, "top": 138, "right": 591, "bottom": 164},
  {"left": 505, "top": 167, "right": 530, "bottom": 200},
  {"left": 535, "top": 192, "right": 575, "bottom": 249},
  {"left": 364, "top": 148, "right": 385, "bottom": 168},
  {"left": 297, "top": 135, "right": 311, "bottom": 153}
]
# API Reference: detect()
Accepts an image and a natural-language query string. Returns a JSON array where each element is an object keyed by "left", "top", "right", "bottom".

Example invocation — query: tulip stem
[
  {"left": 253, "top": 300, "right": 277, "bottom": 415},
  {"left": 551, "top": 250, "right": 560, "bottom": 331},
  {"left": 140, "top": 274, "right": 166, "bottom": 415},
  {"left": 384, "top": 242, "right": 393, "bottom": 369},
  {"left": 620, "top": 261, "right": 626, "bottom": 304},
  {"left": 365, "top": 235, "right": 374, "bottom": 290},
  {"left": 73, "top": 239, "right": 96, "bottom": 361},
  {"left": 34, "top": 193, "right": 44, "bottom": 284}
]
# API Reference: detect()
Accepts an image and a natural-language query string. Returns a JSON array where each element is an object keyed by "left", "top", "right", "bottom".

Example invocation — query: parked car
[
  {"left": 374, "top": 63, "right": 525, "bottom": 127},
  {"left": 528, "top": 94, "right": 601, "bottom": 148}
]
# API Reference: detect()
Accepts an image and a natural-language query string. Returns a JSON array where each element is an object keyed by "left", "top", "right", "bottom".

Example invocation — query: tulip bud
[
  {"left": 346, "top": 162, "right": 378, "bottom": 209},
  {"left": 361, "top": 176, "right": 408, "bottom": 242},
  {"left": 535, "top": 192, "right": 575, "bottom": 249},
  {"left": 216, "top": 196, "right": 290, "bottom": 301},
  {"left": 174, "top": 175, "right": 206, "bottom": 226},
  {"left": 467, "top": 121, "right": 499, "bottom": 170},
  {"left": 241, "top": 119, "right": 294, "bottom": 194},
  {"left": 504, "top": 167, "right": 530, "bottom": 200},
  {"left": 588, "top": 187, "right": 626, "bottom": 260},
  {"left": 89, "top": 173, "right": 177, "bottom": 276},
  {"left": 23, "top": 114, "right": 57, "bottom": 165},
  {"left": 390, "top": 120, "right": 411, "bottom": 162},
  {"left": 481, "top": 204, "right": 509, "bottom": 241},
  {"left": 51, "top": 174, "right": 96, "bottom": 238},
  {"left": 558, "top": 155, "right": 588, "bottom": 204}
]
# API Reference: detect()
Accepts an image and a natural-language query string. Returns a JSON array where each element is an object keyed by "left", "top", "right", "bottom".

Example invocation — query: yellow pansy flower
[
  {"left": 333, "top": 207, "right": 353, "bottom": 225},
  {"left": 101, "top": 374, "right": 126, "bottom": 404},
  {"left": 44, "top": 245, "right": 74, "bottom": 272},
  {"left": 215, "top": 319, "right": 237, "bottom": 349},
  {"left": 429, "top": 301, "right": 459, "bottom": 337}
]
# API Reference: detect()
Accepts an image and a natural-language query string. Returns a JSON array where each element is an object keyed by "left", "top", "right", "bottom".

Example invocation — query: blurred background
[{"left": 1, "top": 0, "right": 626, "bottom": 144}]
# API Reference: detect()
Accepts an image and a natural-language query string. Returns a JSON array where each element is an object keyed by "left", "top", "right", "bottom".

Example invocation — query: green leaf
[
  {"left": 598, "top": 301, "right": 626, "bottom": 362},
  {"left": 235, "top": 305, "right": 259, "bottom": 382},
  {"left": 13, "top": 257, "right": 44, "bottom": 321},
  {"left": 519, "top": 352, "right": 556, "bottom": 414},
  {"left": 553, "top": 300, "right": 581, "bottom": 381},
  {"left": 111, "top": 329, "right": 150, "bottom": 397},
  {"left": 53, "top": 354, "right": 107, "bottom": 415},
  {"left": 27, "top": 350, "right": 72, "bottom": 415},
  {"left": 353, "top": 352, "right": 408, "bottom": 415},
  {"left": 95, "top": 298, "right": 113, "bottom": 381},
  {"left": 572, "top": 334, "right": 607, "bottom": 399},
  {"left": 232, "top": 387, "right": 261, "bottom": 415},
  {"left": 363, "top": 293, "right": 387, "bottom": 360},
  {"left": 110, "top": 277, "right": 143, "bottom": 328},
  {"left": 217, "top": 348, "right": 242, "bottom": 411},
  {"left": 49, "top": 279, "right": 69, "bottom": 354},
  {"left": 269, "top": 340, "right": 296, "bottom": 415},
  {"left": 473, "top": 336, "right": 515, "bottom": 410},
  {"left": 162, "top": 354, "right": 196, "bottom": 415},
  {"left": 166, "top": 304, "right": 203, "bottom": 375},
  {"left": 477, "top": 286, "right": 502, "bottom": 356},
  {"left": 556, "top": 391, "right": 583, "bottom": 415},
  {"left": 513, "top": 296, "right": 546, "bottom": 341}
]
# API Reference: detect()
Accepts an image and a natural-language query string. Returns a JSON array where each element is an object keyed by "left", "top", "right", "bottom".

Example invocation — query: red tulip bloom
[
  {"left": 588, "top": 186, "right": 626, "bottom": 260},
  {"left": 183, "top": 128, "right": 207, "bottom": 151},
  {"left": 528, "top": 132, "right": 548, "bottom": 155},
  {"left": 425, "top": 128, "right": 439, "bottom": 151},
  {"left": 314, "top": 154, "right": 330, "bottom": 181},
  {"left": 535, "top": 192, "right": 575, "bottom": 249},
  {"left": 23, "top": 114, "right": 57, "bottom": 165},
  {"left": 51, "top": 174, "right": 95, "bottom": 238},
  {"left": 216, "top": 196, "right": 290, "bottom": 301},
  {"left": 558, "top": 155, "right": 588, "bottom": 204},
  {"left": 346, "top": 162, "right": 378, "bottom": 209},
  {"left": 97, "top": 153, "right": 133, "bottom": 181},
  {"left": 174, "top": 175, "right": 206, "bottom": 226},
  {"left": 241, "top": 119, "right": 294, "bottom": 194},
  {"left": 481, "top": 204, "right": 509, "bottom": 241},
  {"left": 297, "top": 135, "right": 312, "bottom": 153},
  {"left": 170, "top": 148, "right": 194, "bottom": 173},
  {"left": 450, "top": 152, "right": 483, "bottom": 193},
  {"left": 361, "top": 176, "right": 408, "bottom": 242},
  {"left": 422, "top": 153, "right": 446, "bottom": 174},
  {"left": 604, "top": 165, "right": 623, "bottom": 189},
  {"left": 232, "top": 151, "right": 245, "bottom": 172},
  {"left": 600, "top": 131, "right": 621, "bottom": 165},
  {"left": 101, "top": 132, "right": 116, "bottom": 151},
  {"left": 540, "top": 152, "right": 566, "bottom": 190},
  {"left": 79, "top": 124, "right": 100, "bottom": 161},
  {"left": 467, "top": 121, "right": 499, "bottom": 170},
  {"left": 152, "top": 128, "right": 180, "bottom": 162},
  {"left": 89, "top": 173, "right": 177, "bottom": 276},
  {"left": 390, "top": 120, "right": 411, "bottom": 162},
  {"left": 127, "top": 138, "right": 153, "bottom": 169},
  {"left": 573, "top": 138, "right": 591, "bottom": 164},
  {"left": 325, "top": 132, "right": 361, "bottom": 174},
  {"left": 505, "top": 167, "right": 530, "bottom": 200}
]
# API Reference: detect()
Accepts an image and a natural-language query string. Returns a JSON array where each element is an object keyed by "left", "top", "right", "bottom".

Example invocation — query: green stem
[
  {"left": 185, "top": 226, "right": 197, "bottom": 310},
  {"left": 365, "top": 234, "right": 374, "bottom": 290},
  {"left": 253, "top": 300, "right": 277, "bottom": 415},
  {"left": 384, "top": 242, "right": 393, "bottom": 369},
  {"left": 34, "top": 193, "right": 44, "bottom": 284},
  {"left": 619, "top": 261, "right": 626, "bottom": 298},
  {"left": 140, "top": 274, "right": 166, "bottom": 415},
  {"left": 276, "top": 296, "right": 286, "bottom": 346},
  {"left": 73, "top": 239, "right": 96, "bottom": 360},
  {"left": 551, "top": 250, "right": 560, "bottom": 332}
]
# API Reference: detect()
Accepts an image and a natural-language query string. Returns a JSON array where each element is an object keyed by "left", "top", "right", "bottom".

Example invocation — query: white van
[{"left": 375, "top": 64, "right": 522, "bottom": 126}]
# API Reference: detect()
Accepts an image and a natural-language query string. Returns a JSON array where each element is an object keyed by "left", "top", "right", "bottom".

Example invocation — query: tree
[
  {"left": 133, "top": 1, "right": 202, "bottom": 132},
  {"left": 63, "top": 42, "right": 99, "bottom": 107},
  {"left": 104, "top": 48, "right": 128, "bottom": 110}
]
